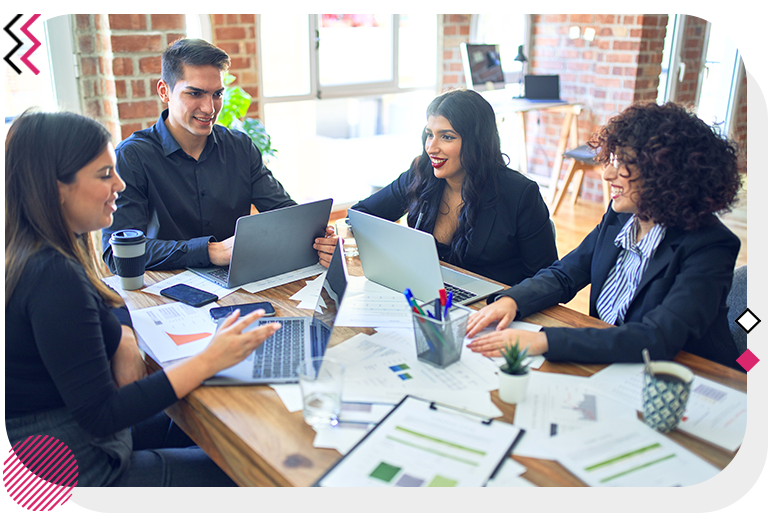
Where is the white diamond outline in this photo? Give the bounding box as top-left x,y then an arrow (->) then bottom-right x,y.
735,308 -> 761,334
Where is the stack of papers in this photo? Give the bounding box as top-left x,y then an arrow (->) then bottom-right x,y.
588,363 -> 747,452
131,301 -> 218,363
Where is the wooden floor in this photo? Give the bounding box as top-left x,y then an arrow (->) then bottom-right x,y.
551,177 -> 748,315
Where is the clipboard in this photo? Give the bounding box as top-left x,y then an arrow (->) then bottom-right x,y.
314,395 -> 525,487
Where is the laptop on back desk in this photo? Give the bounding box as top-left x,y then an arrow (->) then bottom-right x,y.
348,210 -> 503,305
203,240 -> 348,385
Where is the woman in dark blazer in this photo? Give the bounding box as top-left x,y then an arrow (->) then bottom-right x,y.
466,102 -> 743,369
351,89 -> 557,287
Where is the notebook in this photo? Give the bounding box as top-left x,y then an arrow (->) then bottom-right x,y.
188,198 -> 333,289
203,240 -> 348,385
524,74 -> 565,102
348,210 -> 503,305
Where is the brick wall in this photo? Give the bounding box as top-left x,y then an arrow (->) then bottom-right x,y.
527,14 -> 668,202
73,14 -> 120,141
634,15 -> 668,102
210,14 -> 260,119
108,14 -> 186,140
440,14 -> 470,91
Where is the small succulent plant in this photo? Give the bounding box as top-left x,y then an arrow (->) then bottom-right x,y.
500,339 -> 530,376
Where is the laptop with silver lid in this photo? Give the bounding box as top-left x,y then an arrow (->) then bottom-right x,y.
348,209 -> 503,304
189,198 -> 333,289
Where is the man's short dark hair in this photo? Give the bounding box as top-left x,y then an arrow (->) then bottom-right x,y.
161,38 -> 231,91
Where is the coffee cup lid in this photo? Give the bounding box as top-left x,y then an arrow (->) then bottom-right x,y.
110,229 -> 145,245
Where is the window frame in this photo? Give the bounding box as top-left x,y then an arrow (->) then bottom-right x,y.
258,14 -> 438,106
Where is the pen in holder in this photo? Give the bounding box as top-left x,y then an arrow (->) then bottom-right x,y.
411,303 -> 471,369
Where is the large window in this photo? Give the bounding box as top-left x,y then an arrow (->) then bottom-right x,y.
258,14 -> 438,206
470,14 -> 530,92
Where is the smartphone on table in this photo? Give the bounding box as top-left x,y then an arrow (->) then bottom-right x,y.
160,284 -> 218,307
209,302 -> 276,321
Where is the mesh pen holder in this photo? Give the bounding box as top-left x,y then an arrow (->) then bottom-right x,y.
412,304 -> 472,369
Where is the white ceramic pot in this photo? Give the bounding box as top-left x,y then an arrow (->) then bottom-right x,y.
498,370 -> 530,404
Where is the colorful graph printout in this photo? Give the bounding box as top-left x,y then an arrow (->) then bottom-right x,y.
316,396 -> 522,487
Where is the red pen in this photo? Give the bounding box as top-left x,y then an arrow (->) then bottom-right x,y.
439,288 -> 447,306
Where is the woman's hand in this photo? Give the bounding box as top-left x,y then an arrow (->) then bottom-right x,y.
314,226 -> 339,267
111,326 -> 148,388
165,309 -> 282,399
466,296 -> 518,338
201,309 -> 281,374
466,328 -> 548,358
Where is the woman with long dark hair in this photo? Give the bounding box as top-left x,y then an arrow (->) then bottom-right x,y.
5,111 -> 281,486
351,89 -> 557,287
467,102 -> 743,369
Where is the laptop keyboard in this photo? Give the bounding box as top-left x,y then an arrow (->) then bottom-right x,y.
443,282 -> 475,304
207,266 -> 230,282
251,319 -> 305,379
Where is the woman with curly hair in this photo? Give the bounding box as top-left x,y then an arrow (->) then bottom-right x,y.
466,102 -> 743,369
350,89 -> 557,287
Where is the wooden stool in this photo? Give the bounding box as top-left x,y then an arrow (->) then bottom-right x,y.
551,145 -> 611,216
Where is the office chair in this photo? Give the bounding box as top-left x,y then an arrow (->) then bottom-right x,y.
726,265 -> 748,354
551,144 -> 610,216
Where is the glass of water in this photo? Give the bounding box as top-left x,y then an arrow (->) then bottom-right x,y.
297,357 -> 344,428
334,217 -> 358,257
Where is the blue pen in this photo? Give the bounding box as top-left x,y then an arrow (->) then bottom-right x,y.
444,291 -> 453,318
404,289 -> 426,316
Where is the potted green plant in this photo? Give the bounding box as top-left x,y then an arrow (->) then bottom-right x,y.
217,72 -> 277,160
497,339 -> 531,404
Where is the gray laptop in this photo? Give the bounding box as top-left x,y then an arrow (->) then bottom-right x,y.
204,240 -> 348,385
189,198 -> 333,289
348,210 -> 503,305
524,74 -> 566,102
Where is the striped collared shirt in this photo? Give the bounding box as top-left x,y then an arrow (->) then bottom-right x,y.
596,215 -> 667,325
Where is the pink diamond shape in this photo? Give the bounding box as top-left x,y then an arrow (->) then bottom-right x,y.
736,349 -> 760,372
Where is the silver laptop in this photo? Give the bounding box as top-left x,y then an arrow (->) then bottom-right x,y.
189,198 -> 333,289
204,240 -> 348,385
348,210 -> 503,305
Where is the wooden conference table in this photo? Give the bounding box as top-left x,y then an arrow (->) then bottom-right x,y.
118,259 -> 746,487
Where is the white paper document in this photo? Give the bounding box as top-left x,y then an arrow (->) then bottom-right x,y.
240,263 -> 325,294
514,371 -> 638,436
333,276 -> 413,328
289,273 -> 327,311
313,402 -> 396,454
317,396 -> 523,487
546,419 -> 721,487
485,458 -> 532,487
131,302 -> 218,363
269,384 -> 303,412
142,270 -> 237,299
588,363 -> 747,452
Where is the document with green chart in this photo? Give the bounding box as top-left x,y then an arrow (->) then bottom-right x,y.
315,395 -> 524,487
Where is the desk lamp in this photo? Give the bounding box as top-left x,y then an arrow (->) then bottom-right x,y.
514,45 -> 528,98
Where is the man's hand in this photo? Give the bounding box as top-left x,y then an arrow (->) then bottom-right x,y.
208,235 -> 235,266
111,326 -> 148,388
315,226 -> 339,267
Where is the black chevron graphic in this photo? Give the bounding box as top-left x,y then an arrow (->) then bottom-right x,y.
3,14 -> 24,75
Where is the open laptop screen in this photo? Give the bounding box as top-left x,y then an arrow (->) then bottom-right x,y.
310,240 -> 348,356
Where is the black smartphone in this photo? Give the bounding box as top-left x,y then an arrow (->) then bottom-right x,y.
160,284 -> 218,307
209,302 -> 276,321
